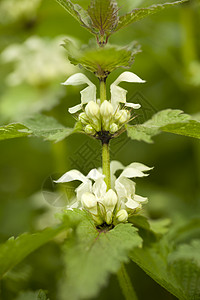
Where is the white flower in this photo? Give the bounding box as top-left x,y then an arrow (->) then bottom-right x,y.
55,160 -> 152,225
62,71 -> 144,114
110,71 -> 145,110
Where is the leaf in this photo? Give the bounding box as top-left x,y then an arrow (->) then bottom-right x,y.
0,123 -> 30,141
15,290 -> 49,300
60,209 -> 142,300
126,109 -> 191,143
168,240 -> 200,300
130,218 -> 200,300
0,115 -> 75,143
0,218 -> 69,279
21,114 -> 74,143
55,0 -> 93,34
63,39 -> 141,78
115,0 -> 187,32
88,0 -> 119,44
161,120 -> 200,140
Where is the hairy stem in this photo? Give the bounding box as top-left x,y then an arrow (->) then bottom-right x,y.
100,79 -> 107,103
117,264 -> 139,300
102,142 -> 111,190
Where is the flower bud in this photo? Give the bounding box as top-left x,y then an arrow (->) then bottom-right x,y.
81,192 -> 97,210
115,110 -> 130,124
100,100 -> 114,118
109,123 -> 119,134
79,112 -> 89,125
85,102 -> 101,131
103,189 -> 118,209
84,124 -> 96,135
85,101 -> 100,119
105,211 -> 113,225
116,209 -> 128,223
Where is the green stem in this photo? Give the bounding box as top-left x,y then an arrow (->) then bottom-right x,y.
117,264 -> 139,300
100,79 -> 107,103
102,142 -> 111,190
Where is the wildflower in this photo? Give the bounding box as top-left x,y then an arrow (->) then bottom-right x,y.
55,161 -> 152,226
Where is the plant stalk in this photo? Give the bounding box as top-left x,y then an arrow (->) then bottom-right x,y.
117,264 -> 139,300
102,142 -> 111,190
100,79 -> 107,103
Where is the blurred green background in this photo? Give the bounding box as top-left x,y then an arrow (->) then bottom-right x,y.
0,0 -> 199,299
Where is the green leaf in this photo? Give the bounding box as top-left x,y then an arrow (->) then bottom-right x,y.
161,120 -> 200,140
115,0 -> 187,32
127,109 -> 192,143
55,0 -> 93,34
63,39 -> 141,78
60,209 -> 142,300
15,290 -> 49,300
88,0 -> 119,44
168,240 -> 200,300
130,219 -> 200,300
0,115 -> 75,143
0,218 -> 69,279
0,123 -> 30,141
21,114 -> 74,143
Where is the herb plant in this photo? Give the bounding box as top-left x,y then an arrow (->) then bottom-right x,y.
0,1 -> 200,300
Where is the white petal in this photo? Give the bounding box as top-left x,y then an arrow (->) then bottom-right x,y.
120,167 -> 148,178
54,170 -> 88,183
110,160 -> 124,175
125,102 -> 141,109
93,178 -> 107,199
62,73 -> 96,104
68,104 -> 82,114
125,198 -> 140,210
127,162 -> 153,172
115,177 -> 135,199
62,73 -> 93,86
76,181 -> 92,202
110,71 -> 145,109
134,194 -> 148,204
87,169 -> 104,181
113,71 -> 146,85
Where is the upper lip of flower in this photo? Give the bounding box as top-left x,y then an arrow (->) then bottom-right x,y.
61,71 -> 145,113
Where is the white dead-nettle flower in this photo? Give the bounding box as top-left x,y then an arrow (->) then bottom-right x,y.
1,36 -> 77,87
62,71 -> 145,134
55,161 -> 152,226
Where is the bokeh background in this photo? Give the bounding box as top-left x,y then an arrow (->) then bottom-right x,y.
0,0 -> 199,299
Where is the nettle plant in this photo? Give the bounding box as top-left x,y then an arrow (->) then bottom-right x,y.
1,0 -> 200,300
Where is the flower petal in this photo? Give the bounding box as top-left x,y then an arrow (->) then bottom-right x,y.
54,170 -> 88,183
125,102 -> 141,109
76,181 -> 92,202
110,160 -> 124,175
62,73 -> 96,104
115,177 -> 135,200
125,198 -> 140,210
120,166 -> 149,178
93,178 -> 107,199
128,162 -> 152,172
68,104 -> 82,114
134,194 -> 148,204
110,71 -> 145,109
87,169 -> 104,181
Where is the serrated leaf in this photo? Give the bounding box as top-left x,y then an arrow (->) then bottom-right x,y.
0,219 -> 69,279
15,290 -> 49,300
168,240 -> 200,300
63,39 -> 141,78
21,114 -> 74,143
127,109 -> 191,143
60,209 -> 142,300
0,115 -> 76,143
115,0 -> 187,32
88,0 -> 119,44
55,0 -> 93,34
161,120 -> 200,139
0,123 -> 30,141
130,219 -> 200,300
